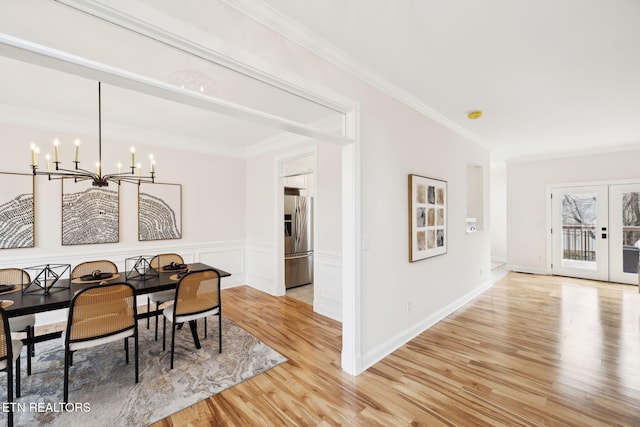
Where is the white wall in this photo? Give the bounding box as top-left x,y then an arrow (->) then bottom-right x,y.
490,165 -> 507,262
507,148 -> 640,273
0,123 -> 247,291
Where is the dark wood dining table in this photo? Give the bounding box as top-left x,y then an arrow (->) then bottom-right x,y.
0,262 -> 230,344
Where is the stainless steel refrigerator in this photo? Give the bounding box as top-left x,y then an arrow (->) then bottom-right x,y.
284,195 -> 313,289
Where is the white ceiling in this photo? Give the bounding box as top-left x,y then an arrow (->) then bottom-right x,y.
2,0 -> 640,163
257,0 -> 640,163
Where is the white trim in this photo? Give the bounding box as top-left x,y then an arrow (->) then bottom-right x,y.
341,112 -> 362,375
54,0 -> 357,116
506,265 -> 551,275
361,279 -> 493,372
313,250 -> 342,321
0,32 -> 350,146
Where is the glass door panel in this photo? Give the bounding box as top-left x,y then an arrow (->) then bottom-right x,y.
552,186 -> 609,281
609,184 -> 640,284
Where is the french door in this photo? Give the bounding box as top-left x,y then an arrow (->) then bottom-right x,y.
551,183 -> 640,284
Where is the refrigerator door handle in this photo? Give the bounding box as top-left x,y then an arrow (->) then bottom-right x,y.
285,253 -> 312,260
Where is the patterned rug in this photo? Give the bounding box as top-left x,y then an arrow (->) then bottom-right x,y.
2,317 -> 286,426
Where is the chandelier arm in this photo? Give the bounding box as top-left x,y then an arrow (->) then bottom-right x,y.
28,81 -> 157,186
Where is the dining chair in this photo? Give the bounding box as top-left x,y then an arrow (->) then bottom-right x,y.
147,253 -> 184,340
71,260 -> 118,279
63,282 -> 138,402
0,307 -> 22,427
0,268 -> 35,376
162,269 -> 222,369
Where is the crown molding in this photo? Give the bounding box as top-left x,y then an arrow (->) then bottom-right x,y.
54,0 -> 357,115
223,0 -> 487,148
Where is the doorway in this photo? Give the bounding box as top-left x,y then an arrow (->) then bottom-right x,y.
551,183 -> 640,284
281,155 -> 315,306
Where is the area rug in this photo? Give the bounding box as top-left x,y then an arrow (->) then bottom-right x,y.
2,317 -> 286,426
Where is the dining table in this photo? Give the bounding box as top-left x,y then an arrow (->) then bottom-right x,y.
0,262 -> 230,345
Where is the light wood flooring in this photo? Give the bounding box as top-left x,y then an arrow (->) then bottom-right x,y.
151,273 -> 640,426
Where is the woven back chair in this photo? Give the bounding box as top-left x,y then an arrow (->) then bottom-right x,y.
162,269 -> 222,369
147,253 -> 184,340
71,260 -> 118,279
0,307 -> 22,427
149,253 -> 184,271
0,268 -> 35,376
63,282 -> 138,402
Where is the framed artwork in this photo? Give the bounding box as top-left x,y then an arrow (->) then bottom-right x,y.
408,174 -> 447,262
62,179 -> 119,245
138,182 -> 182,241
0,173 -> 34,249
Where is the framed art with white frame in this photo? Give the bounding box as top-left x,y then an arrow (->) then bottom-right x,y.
408,174 -> 447,262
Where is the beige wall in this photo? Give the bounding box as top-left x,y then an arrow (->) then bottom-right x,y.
507,148 -> 640,273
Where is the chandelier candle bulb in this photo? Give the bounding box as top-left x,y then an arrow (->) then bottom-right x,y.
27,82 -> 157,187
74,139 -> 80,163
53,139 -> 60,163
30,142 -> 37,167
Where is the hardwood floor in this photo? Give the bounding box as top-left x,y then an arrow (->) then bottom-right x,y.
151,273 -> 640,426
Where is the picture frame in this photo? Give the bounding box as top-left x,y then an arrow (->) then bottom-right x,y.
138,182 -> 182,241
0,172 -> 35,249
62,178 -> 119,245
408,174 -> 447,262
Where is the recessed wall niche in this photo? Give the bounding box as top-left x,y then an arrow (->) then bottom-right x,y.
466,164 -> 484,232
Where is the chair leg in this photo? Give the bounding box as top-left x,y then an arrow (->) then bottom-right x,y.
170,321 -> 176,370
31,326 -> 35,357
154,302 -> 160,341
125,337 -> 130,364
26,326 -> 32,376
63,349 -> 70,403
162,316 -> 166,352
15,352 -> 20,398
7,358 -> 13,427
218,314 -> 222,353
204,317 -> 207,339
134,330 -> 139,384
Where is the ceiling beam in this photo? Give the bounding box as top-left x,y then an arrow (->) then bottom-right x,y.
0,32 -> 352,146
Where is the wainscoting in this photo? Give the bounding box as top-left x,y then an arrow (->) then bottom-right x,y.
0,240 -> 246,326
314,250 -> 342,321
1,240 -> 344,326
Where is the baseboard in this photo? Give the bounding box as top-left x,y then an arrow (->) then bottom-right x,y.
359,279 -> 493,373
505,264 -> 550,275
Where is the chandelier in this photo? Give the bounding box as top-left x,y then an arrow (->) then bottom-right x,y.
29,82 -> 156,187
